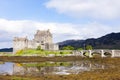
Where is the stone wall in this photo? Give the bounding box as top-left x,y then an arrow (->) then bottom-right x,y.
13,37 -> 28,53
13,30 -> 59,53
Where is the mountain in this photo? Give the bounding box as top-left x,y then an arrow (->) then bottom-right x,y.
0,48 -> 13,52
58,32 -> 120,49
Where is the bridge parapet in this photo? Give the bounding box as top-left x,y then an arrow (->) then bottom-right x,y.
71,50 -> 120,58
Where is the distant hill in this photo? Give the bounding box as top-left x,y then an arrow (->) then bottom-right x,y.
58,32 -> 120,49
0,48 -> 13,52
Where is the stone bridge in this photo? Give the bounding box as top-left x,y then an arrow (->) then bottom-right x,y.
72,50 -> 120,57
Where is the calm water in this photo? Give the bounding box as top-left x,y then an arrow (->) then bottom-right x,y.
0,61 -> 112,76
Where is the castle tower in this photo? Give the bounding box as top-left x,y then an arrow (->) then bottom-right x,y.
13,37 -> 28,53
34,29 -> 52,44
33,29 -> 54,50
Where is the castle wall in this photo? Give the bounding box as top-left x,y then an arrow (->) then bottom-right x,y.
13,30 -> 59,53
34,30 -> 53,44
28,40 -> 36,49
45,43 -> 59,50
34,42 -> 45,49
13,38 -> 28,53
53,44 -> 59,50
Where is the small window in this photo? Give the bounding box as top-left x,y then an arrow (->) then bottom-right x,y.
41,41 -> 44,43
37,41 -> 39,43
41,44 -> 44,45
41,41 -> 44,45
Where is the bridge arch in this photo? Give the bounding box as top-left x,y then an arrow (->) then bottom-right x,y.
72,50 -> 120,57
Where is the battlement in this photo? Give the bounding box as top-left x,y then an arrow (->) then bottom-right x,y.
13,37 -> 28,41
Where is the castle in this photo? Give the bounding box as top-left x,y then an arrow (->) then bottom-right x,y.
13,30 -> 59,53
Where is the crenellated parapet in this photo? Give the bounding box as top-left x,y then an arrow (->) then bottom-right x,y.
13,37 -> 28,41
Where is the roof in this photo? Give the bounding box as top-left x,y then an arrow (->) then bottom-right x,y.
35,29 -> 52,37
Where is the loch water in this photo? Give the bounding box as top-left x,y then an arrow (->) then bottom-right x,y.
0,61 -> 113,76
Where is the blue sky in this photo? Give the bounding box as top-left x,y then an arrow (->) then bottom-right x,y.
0,0 -> 76,23
0,0 -> 120,48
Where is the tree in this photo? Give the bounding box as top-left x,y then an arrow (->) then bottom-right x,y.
62,45 -> 74,50
77,48 -> 83,51
36,46 -> 41,50
86,45 -> 93,50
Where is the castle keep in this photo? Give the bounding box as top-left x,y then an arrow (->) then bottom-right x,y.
13,30 -> 59,52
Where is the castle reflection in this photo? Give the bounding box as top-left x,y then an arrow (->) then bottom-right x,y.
0,61 -> 111,76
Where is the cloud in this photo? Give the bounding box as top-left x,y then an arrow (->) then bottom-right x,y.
0,18 -> 120,48
0,42 -> 12,49
45,0 -> 120,19
0,19 -> 79,45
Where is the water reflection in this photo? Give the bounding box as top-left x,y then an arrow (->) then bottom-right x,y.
0,62 -> 13,75
0,61 -> 110,76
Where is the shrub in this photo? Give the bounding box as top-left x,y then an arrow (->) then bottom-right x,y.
86,45 -> 93,50
36,46 -> 41,50
62,45 -> 74,50
77,48 -> 83,51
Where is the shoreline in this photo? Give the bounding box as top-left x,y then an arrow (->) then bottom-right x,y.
0,56 -> 119,80
0,56 -> 119,63
0,56 -> 88,62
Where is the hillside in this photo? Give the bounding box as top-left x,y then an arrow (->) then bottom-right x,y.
0,48 -> 13,52
58,32 -> 120,49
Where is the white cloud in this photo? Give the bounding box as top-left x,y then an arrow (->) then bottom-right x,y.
0,19 -> 80,44
45,0 -> 120,19
0,18 -> 120,48
0,42 -> 12,49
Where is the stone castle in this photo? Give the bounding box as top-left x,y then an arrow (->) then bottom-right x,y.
13,30 -> 59,52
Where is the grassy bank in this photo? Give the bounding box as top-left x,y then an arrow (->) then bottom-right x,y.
15,49 -> 72,56
0,57 -> 119,80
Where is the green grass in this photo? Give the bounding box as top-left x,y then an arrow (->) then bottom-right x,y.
12,76 -> 30,80
15,49 -> 72,56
